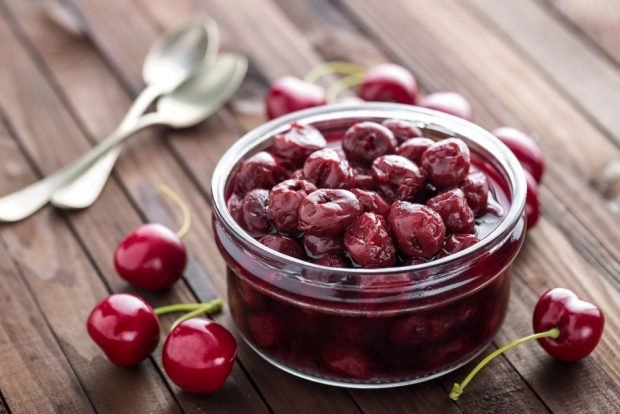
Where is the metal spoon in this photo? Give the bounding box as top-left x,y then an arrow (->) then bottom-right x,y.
50,18 -> 218,209
0,54 -> 247,222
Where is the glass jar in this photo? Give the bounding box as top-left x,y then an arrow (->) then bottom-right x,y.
211,103 -> 527,388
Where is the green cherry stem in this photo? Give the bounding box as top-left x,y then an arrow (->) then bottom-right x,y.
169,303 -> 219,330
304,61 -> 365,83
154,299 -> 223,331
326,73 -> 365,103
157,184 -> 192,239
449,327 -> 560,401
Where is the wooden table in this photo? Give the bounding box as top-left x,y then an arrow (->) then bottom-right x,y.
0,0 -> 618,413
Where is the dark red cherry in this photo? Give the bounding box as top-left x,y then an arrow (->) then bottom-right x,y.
371,154 -> 427,202
345,212 -> 397,268
303,148 -> 353,189
396,137 -> 435,165
314,255 -> 349,267
272,122 -> 327,167
290,168 -> 305,180
426,189 -> 475,234
298,189 -> 363,236
321,343 -> 371,379
441,234 -> 479,256
350,165 -> 375,190
524,170 -> 540,230
459,171 -> 489,216
247,312 -> 284,348
241,189 -> 273,237
258,234 -> 305,259
533,288 -> 604,362
303,234 -> 345,258
388,201 -> 446,258
342,121 -> 397,165
226,193 -> 244,226
266,76 -> 326,120
162,319 -> 237,394
421,138 -> 471,189
114,223 -> 187,291
269,179 -> 317,234
87,294 -> 159,367
234,151 -> 285,194
382,119 -> 423,144
419,92 -> 473,121
358,63 -> 418,104
350,188 -> 391,218
493,127 -> 544,183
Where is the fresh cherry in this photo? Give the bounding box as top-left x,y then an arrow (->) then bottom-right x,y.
350,188 -> 391,218
241,189 -> 274,237
303,148 -> 353,189
426,189 -> 475,234
114,223 -> 187,291
421,138 -> 471,189
533,288 -> 604,362
419,92 -> 473,121
344,212 -> 397,268
235,151 -> 286,194
493,127 -> 544,183
269,179 -> 317,234
358,63 -> 418,104
371,155 -> 427,202
87,293 -> 159,367
396,137 -> 435,165
258,234 -> 306,259
303,234 -> 345,258
459,171 -> 489,216
298,189 -> 363,236
388,201 -> 446,258
265,76 -> 326,120
382,118 -> 423,144
524,170 -> 540,230
163,318 -> 237,394
272,122 -> 327,167
342,121 -> 397,165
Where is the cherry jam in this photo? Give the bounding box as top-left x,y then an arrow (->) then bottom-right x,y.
212,105 -> 526,386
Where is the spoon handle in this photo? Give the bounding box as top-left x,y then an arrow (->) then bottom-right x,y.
0,114 -> 163,222
50,84 -> 164,209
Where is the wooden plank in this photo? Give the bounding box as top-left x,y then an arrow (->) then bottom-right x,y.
540,0 -> 620,67
471,0 -> 620,149
0,124 -> 94,414
0,8 -> 184,413
0,1 -> 269,412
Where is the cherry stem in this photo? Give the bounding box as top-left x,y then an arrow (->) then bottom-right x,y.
157,184 -> 192,239
449,327 -> 560,401
304,61 -> 365,83
326,73 -> 364,103
154,299 -> 223,331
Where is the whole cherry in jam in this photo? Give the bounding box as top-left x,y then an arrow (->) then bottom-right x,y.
258,234 -> 306,259
450,288 -> 604,401
419,92 -> 473,121
351,188 -> 391,218
459,171 -> 489,216
314,255 -> 349,267
235,151 -> 285,195
163,318 -> 238,394
269,179 -> 317,234
344,212 -> 396,268
421,138 -> 471,189
342,121 -> 397,165
272,122 -> 327,167
357,63 -> 418,104
298,189 -> 363,236
382,118 -> 423,144
397,137 -> 435,165
303,234 -> 345,258
87,293 -> 159,367
303,148 -> 353,189
493,127 -> 544,183
266,76 -> 326,120
426,189 -> 475,234
441,233 -> 479,256
524,170 -> 540,230
371,154 -> 427,202
388,201 -> 446,258
241,189 -> 273,237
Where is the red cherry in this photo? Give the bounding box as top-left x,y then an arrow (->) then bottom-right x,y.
350,188 -> 391,218
258,234 -> 306,259
247,312 -> 284,348
303,234 -> 345,258
303,148 -> 353,189
268,179 -> 316,234
421,138 -> 471,189
358,63 -> 418,104
533,288 -> 604,362
426,189 -> 475,234
382,118 -> 423,144
234,151 -> 286,195
388,201 -> 446,258
314,255 -> 349,267
419,92 -> 473,121
321,343 -> 371,379
459,171 -> 489,217
114,223 -> 187,291
241,189 -> 274,237
342,121 -> 397,165
396,137 -> 435,165
272,122 -> 327,167
266,77 -> 326,120
162,318 -> 237,394
441,234 -> 479,256
371,154 -> 427,202
524,170 -> 540,230
493,127 -> 544,183
344,212 -> 397,268
298,189 -> 363,236
87,294 -> 159,367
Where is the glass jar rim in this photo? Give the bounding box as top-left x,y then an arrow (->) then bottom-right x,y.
211,103 -> 526,276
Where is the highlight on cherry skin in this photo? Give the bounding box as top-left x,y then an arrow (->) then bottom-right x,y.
87,293 -> 223,367
450,287 -> 604,401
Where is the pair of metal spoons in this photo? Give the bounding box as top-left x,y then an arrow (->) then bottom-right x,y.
0,18 -> 247,222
